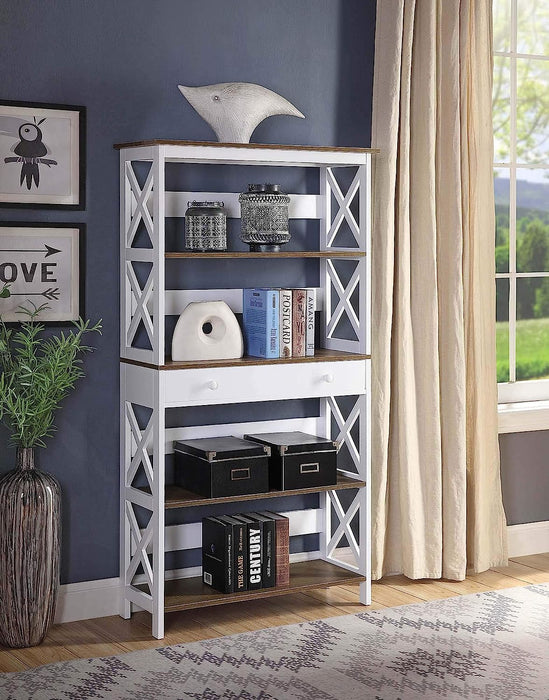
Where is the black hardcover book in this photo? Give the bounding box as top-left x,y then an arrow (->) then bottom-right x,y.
232,514 -> 263,590
246,512 -> 276,588
258,511 -> 290,587
202,516 -> 233,593
216,515 -> 247,592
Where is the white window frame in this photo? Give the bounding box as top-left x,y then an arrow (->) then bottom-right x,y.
494,0 -> 549,421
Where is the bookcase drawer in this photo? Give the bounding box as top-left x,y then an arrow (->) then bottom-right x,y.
162,360 -> 367,407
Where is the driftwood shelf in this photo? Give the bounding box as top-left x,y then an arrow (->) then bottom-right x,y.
141,560 -> 366,612
131,473 -> 366,510
165,250 -> 366,259
120,348 -> 370,371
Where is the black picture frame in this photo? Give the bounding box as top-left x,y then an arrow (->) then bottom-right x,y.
0,100 -> 86,210
0,221 -> 85,325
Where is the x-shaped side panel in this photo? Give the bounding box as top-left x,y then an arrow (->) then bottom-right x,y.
327,490 -> 361,569
125,402 -> 154,490
326,259 -> 360,340
125,502 -> 154,590
328,396 -> 361,474
125,162 -> 154,248
126,262 -> 154,348
326,168 -> 361,247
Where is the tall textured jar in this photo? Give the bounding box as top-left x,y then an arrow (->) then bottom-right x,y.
0,447 -> 61,648
239,184 -> 290,252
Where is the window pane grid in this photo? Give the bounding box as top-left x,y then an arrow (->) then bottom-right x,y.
494,0 -> 549,396
495,161 -> 549,166
497,272 -> 549,277
495,51 -> 549,60
508,1 -> 517,382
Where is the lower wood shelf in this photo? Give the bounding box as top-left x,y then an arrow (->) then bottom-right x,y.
146,560 -> 365,613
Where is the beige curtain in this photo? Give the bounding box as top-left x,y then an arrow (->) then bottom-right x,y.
371,0 -> 508,580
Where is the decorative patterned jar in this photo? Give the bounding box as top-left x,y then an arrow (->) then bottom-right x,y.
0,447 -> 61,648
239,184 -> 291,252
184,201 -> 227,251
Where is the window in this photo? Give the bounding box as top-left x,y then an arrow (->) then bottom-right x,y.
493,0 -> 549,402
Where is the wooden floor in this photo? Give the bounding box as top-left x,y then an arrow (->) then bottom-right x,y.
2,552 -> 549,673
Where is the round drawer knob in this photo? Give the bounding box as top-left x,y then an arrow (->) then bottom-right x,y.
208,380 -> 219,391
323,373 -> 334,384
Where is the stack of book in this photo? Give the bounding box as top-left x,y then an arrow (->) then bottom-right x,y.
242,288 -> 315,359
202,511 -> 290,594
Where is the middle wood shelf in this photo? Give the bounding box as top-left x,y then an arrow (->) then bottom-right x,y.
131,472 -> 366,510
120,347 -> 370,371
165,250 -> 366,259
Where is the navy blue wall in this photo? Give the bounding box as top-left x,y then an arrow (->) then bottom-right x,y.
0,0 -> 376,583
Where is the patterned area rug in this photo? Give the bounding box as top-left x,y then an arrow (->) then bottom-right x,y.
2,583 -> 549,700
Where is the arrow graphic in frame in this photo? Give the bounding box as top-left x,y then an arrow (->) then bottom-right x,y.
0,244 -> 61,258
10,288 -> 60,301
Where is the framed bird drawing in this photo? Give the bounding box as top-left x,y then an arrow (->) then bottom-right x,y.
0,100 -> 85,209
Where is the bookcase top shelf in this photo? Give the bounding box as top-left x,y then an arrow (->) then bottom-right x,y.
115,140 -> 377,167
114,139 -> 378,154
165,250 -> 366,259
121,348 -> 370,371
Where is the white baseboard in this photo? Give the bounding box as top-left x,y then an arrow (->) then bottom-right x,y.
55,576 -> 120,624
507,521 -> 549,558
54,549 -> 322,624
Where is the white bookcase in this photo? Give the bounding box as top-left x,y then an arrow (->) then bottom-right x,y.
117,140 -> 375,639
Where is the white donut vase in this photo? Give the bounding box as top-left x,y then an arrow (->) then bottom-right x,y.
171,301 -> 243,361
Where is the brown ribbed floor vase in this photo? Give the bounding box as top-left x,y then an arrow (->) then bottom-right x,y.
0,447 -> 61,648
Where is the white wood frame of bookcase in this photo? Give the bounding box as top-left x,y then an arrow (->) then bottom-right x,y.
119,143 -> 373,638
119,145 -> 371,364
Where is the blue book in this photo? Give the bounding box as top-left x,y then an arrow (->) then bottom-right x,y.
243,288 -> 280,358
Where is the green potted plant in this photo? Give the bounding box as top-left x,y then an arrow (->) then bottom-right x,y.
0,300 -> 101,648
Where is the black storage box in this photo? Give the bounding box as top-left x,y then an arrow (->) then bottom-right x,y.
244,431 -> 339,490
173,436 -> 270,498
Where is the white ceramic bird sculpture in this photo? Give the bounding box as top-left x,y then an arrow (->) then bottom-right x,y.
178,82 -> 305,143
